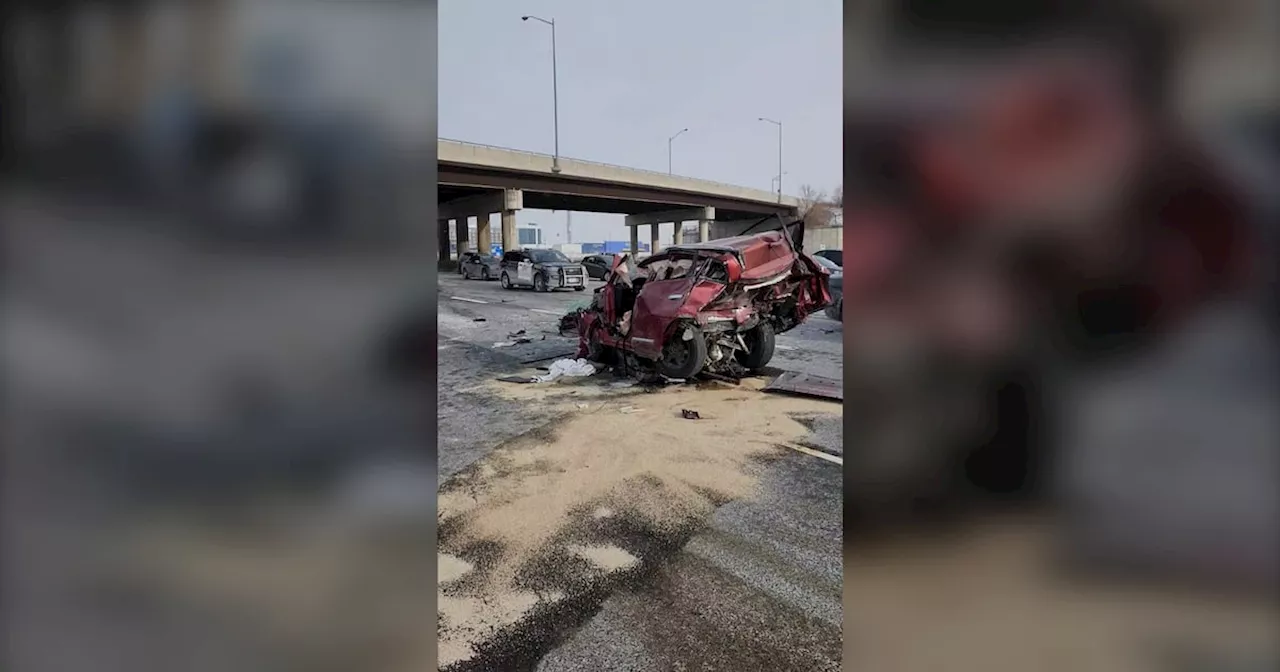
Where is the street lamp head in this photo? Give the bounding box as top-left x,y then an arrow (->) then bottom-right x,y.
521,15 -> 530,20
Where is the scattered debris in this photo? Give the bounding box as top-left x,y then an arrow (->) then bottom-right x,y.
558,309 -> 585,336
494,334 -> 534,348
762,371 -> 843,401
534,358 -> 597,383
618,406 -> 643,414
509,329 -> 526,338
497,375 -> 538,384
473,317 -> 487,322
608,380 -> 637,389
681,409 -> 702,420
698,370 -> 742,385
575,403 -> 590,410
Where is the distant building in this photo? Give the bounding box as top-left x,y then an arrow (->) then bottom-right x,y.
517,223 -> 543,246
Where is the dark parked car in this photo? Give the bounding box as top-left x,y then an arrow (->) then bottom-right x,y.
814,249 -> 843,267
813,255 -> 843,321
499,248 -> 587,292
581,254 -> 615,279
459,251 -> 501,280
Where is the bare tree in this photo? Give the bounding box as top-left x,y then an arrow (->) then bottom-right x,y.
829,184 -> 843,226
798,184 -> 837,228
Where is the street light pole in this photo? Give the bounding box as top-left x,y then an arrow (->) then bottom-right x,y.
667,128 -> 688,175
522,15 -> 560,172
758,117 -> 782,202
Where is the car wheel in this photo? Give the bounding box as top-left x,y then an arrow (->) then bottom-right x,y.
500,272 -> 512,289
534,273 -> 550,293
735,321 -> 776,370
658,323 -> 707,379
574,286 -> 585,292
481,267 -> 490,281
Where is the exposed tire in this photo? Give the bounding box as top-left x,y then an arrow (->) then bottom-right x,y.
481,267 -> 490,281
825,297 -> 842,322
535,273 -> 550,293
658,323 -> 707,379
574,285 -> 585,291
735,321 -> 776,370
500,272 -> 513,289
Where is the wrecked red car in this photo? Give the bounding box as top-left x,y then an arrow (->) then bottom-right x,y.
572,222 -> 831,379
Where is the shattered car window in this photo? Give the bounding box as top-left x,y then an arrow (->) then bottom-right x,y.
645,257 -> 695,281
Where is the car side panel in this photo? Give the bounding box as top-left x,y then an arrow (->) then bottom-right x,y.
629,276 -> 699,358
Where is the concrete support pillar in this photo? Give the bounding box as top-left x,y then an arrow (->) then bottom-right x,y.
672,220 -> 684,245
650,223 -> 661,255
629,224 -> 640,257
454,218 -> 470,255
501,209 -> 517,254
438,219 -> 451,262
699,219 -> 710,242
476,213 -> 492,256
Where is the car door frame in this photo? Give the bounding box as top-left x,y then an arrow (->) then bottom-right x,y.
501,251 -> 520,284
515,252 -> 536,286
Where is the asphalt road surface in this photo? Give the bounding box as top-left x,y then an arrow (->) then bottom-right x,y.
437,271 -> 843,671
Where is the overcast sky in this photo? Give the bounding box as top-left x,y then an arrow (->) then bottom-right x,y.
439,0 -> 842,245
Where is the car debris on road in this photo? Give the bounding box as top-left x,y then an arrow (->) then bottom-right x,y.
681,409 -> 702,420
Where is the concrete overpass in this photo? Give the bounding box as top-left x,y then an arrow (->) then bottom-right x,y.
438,138 -> 801,260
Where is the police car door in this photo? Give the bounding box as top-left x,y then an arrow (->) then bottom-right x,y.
516,253 -> 534,285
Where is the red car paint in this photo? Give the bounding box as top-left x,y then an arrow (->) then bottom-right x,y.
576,228 -> 831,376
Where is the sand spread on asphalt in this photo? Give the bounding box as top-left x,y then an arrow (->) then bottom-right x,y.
438,553 -> 474,584
437,376 -> 840,665
569,544 -> 641,572
438,590 -> 564,667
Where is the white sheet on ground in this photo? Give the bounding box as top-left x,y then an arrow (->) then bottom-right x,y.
535,358 -> 597,383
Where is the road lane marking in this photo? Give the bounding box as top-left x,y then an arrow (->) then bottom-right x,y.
450,296 -> 488,304
780,442 -> 843,465
529,308 -> 562,315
